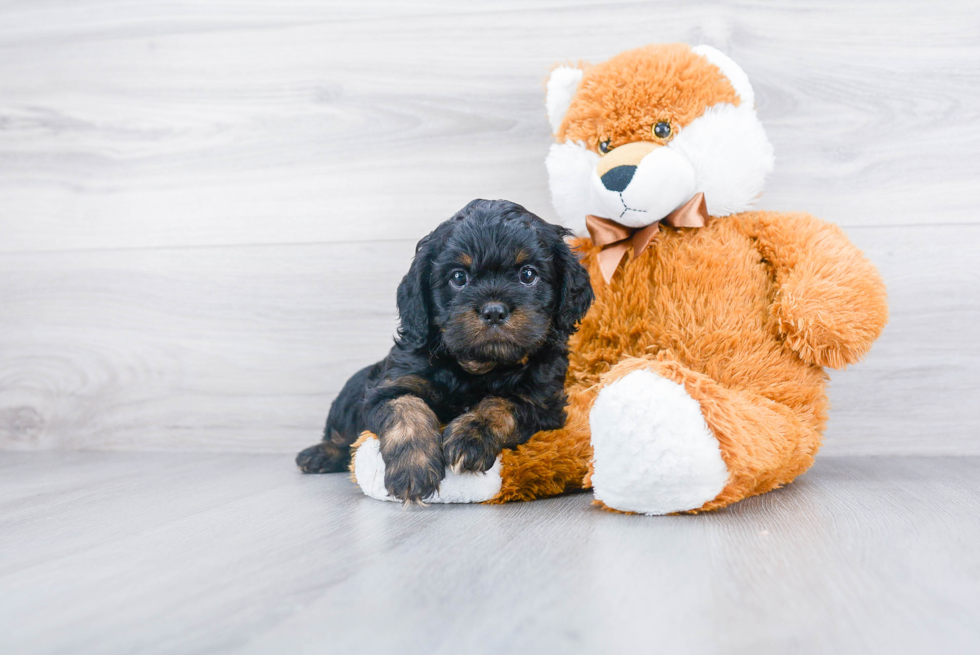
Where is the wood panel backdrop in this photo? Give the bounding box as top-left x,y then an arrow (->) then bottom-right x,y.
1,0 -> 978,454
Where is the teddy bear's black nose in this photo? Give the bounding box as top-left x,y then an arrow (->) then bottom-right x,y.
600,166 -> 636,191
600,165 -> 637,192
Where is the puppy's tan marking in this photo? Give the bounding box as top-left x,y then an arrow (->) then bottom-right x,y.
456,253 -> 473,267
382,395 -> 439,447
408,448 -> 436,468
506,308 -> 530,331
473,397 -> 517,442
449,309 -> 486,335
459,360 -> 496,375
381,375 -> 430,397
514,249 -> 529,265
442,397 -> 518,473
500,308 -> 547,351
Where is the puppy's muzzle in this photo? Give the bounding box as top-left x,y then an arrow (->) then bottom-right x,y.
479,302 -> 509,326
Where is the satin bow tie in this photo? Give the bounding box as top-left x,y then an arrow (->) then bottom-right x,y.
585,192 -> 709,283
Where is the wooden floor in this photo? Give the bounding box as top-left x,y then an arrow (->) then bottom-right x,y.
1,453 -> 977,655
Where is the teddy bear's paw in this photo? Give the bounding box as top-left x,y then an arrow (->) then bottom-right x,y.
589,369 -> 730,515
351,436 -> 503,504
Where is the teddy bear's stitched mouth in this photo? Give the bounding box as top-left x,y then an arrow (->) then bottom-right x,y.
618,192 -> 648,219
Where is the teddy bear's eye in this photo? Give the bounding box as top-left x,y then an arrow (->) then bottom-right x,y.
653,121 -> 672,139
598,139 -> 613,154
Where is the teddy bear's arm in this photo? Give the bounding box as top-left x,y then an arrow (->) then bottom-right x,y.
750,212 -> 888,369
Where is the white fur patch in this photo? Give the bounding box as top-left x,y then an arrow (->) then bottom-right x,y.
612,146 -> 697,226
546,66 -> 584,134
590,369 -> 729,515
668,103 -> 774,217
545,141 -> 599,235
352,437 -> 502,504
692,45 -> 755,107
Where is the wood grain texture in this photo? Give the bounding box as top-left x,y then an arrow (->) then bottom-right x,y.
0,452 -> 978,655
0,0 -> 978,253
0,0 -> 978,454
0,224 -> 978,454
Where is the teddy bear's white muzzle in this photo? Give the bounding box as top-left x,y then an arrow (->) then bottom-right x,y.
590,146 -> 697,228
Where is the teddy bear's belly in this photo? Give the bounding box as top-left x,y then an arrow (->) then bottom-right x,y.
569,224 -> 825,412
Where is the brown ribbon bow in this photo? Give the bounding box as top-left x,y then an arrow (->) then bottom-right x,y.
585,192 -> 709,283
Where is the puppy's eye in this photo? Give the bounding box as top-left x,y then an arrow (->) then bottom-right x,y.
598,139 -> 613,154
653,121 -> 672,139
449,270 -> 468,288
519,266 -> 538,286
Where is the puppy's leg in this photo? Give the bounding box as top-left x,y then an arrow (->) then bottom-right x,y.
375,395 -> 445,504
443,398 -> 517,474
296,432 -> 354,474
297,363 -> 377,474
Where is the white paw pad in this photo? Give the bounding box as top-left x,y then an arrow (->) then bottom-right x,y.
351,437 -> 502,504
590,369 -> 729,515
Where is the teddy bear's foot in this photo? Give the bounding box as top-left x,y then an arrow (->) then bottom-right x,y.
589,369 -> 730,515
351,435 -> 502,504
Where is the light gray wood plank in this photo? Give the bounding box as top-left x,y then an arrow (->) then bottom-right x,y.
0,452 -> 977,655
0,239 -> 407,452
0,0 -> 978,254
0,224 -> 977,454
826,224 -> 980,454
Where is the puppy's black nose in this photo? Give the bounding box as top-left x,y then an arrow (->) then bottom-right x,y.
600,165 -> 636,192
480,302 -> 509,326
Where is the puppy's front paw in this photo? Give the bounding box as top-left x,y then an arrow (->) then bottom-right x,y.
383,449 -> 445,505
378,395 -> 445,504
443,414 -> 501,474
443,398 -> 516,473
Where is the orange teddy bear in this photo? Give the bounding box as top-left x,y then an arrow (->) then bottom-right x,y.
352,43 -> 888,514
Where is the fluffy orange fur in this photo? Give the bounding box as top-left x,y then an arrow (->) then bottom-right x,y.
559,43 -> 739,152
493,214 -> 887,511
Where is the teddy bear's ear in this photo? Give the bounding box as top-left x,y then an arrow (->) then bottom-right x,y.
692,45 -> 755,107
546,65 -> 585,135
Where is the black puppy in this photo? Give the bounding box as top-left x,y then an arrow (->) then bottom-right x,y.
296,199 -> 593,503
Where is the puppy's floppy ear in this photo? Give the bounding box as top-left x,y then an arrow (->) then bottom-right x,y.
395,221 -> 453,349
548,224 -> 594,336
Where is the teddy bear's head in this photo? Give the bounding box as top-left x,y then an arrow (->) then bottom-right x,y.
545,43 -> 774,235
